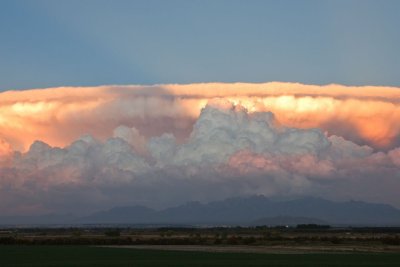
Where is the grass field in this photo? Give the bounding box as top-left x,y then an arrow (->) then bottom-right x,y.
0,246 -> 400,267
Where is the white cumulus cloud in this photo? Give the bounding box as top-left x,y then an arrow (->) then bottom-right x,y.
1,100 -> 399,215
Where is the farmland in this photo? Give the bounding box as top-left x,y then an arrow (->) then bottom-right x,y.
0,226 -> 400,266
1,245 -> 400,267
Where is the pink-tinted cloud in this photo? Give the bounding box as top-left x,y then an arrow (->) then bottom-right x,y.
1,82 -> 400,151
0,139 -> 13,167
1,83 -> 400,215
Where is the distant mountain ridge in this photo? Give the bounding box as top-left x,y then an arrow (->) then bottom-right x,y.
80,196 -> 400,226
2,196 -> 400,226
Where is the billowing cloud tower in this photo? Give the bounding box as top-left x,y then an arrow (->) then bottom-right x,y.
1,82 -> 400,215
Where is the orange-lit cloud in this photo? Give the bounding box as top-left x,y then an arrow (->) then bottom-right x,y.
1,82 -> 399,151
1,97 -> 400,215
0,139 -> 13,167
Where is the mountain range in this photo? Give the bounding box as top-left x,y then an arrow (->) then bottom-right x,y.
2,196 -> 400,226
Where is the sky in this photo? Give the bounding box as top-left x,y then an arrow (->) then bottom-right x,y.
1,1 -> 400,216
1,0 -> 400,91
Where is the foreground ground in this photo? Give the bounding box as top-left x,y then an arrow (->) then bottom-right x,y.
1,246 -> 400,267
103,244 -> 400,254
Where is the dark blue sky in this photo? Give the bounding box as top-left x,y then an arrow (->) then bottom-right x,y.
1,0 -> 399,91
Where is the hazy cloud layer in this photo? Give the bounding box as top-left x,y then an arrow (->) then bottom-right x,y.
0,83 -> 400,215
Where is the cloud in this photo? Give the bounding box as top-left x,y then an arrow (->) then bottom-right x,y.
0,139 -> 13,167
113,125 -> 148,157
388,148 -> 400,166
1,82 -> 400,152
14,135 -> 149,180
1,97 -> 400,215
149,100 -> 331,168
225,151 -> 335,178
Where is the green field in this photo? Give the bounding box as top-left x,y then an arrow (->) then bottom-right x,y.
0,246 -> 399,267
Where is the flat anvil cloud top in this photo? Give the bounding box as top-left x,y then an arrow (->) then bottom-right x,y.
1,82 -> 400,151
0,82 -> 400,215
